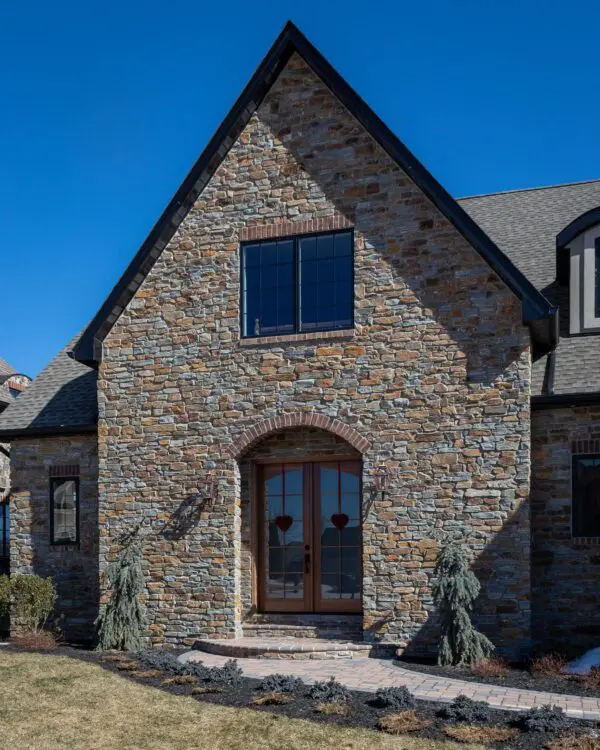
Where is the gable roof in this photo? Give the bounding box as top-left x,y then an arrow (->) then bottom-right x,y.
0,358 -> 18,407
0,334 -> 97,439
459,179 -> 600,400
71,20 -> 557,364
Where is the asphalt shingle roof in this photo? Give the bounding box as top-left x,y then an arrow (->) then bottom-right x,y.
0,358 -> 16,377
459,179 -> 600,397
0,335 -> 97,437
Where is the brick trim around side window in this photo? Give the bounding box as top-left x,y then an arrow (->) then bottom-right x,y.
239,215 -> 354,242
49,465 -> 80,477
571,441 -> 600,544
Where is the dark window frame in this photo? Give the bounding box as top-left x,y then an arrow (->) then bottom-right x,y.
595,238 -> 600,319
49,476 -> 80,546
0,498 -> 9,574
240,229 -> 355,339
571,454 -> 600,538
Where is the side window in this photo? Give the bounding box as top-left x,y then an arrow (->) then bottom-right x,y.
572,455 -> 600,537
50,477 -> 79,545
241,230 -> 354,337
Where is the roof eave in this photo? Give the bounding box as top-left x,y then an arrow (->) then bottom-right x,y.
532,391 -> 600,410
0,423 -> 98,441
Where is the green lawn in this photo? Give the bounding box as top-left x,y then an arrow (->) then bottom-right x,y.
0,650 -> 485,750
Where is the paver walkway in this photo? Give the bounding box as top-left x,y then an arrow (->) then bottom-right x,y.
183,650 -> 600,720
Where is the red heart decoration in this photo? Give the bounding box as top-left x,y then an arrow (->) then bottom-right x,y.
274,515 -> 293,533
331,513 -> 349,531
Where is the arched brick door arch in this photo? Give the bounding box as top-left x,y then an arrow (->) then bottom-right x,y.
228,412 -> 371,459
232,412 -> 369,615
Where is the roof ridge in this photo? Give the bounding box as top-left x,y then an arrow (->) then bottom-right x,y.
458,177 -> 600,201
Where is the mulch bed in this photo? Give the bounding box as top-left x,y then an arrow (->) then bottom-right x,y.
397,658 -> 600,700
4,643 -> 600,749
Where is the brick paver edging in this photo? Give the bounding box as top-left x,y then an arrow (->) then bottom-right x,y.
181,651 -> 600,721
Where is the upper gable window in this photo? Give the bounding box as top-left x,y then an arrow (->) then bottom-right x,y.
566,224 -> 600,334
241,230 -> 354,338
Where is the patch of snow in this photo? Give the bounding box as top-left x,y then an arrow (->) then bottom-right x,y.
563,647 -> 600,675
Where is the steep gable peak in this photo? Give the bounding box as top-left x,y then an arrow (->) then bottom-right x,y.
72,20 -> 556,363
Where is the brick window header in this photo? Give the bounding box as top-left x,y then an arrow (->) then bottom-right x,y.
49,465 -> 80,478
239,216 -> 353,243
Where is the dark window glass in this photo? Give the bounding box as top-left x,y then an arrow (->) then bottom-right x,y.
595,239 -> 600,318
241,239 -> 294,337
50,478 -> 79,544
241,230 -> 353,337
299,232 -> 353,332
572,455 -> 600,537
0,499 -> 8,573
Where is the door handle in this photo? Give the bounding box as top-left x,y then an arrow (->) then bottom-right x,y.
304,545 -> 311,574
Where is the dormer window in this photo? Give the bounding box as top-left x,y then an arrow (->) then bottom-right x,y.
557,208 -> 600,335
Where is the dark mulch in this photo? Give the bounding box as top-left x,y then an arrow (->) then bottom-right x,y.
396,657 -> 600,699
5,643 -> 600,749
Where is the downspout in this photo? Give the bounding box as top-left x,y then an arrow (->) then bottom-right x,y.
546,349 -> 556,397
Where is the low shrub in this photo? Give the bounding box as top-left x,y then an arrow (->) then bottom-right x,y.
581,667 -> 600,692
256,674 -> 304,694
137,649 -> 185,674
251,692 -> 292,706
11,630 -> 60,651
377,710 -> 430,734
471,656 -> 511,679
372,686 -> 416,710
102,652 -> 131,663
315,700 -> 349,716
116,660 -> 141,672
199,659 -> 243,688
438,695 -> 493,723
517,704 -> 570,734
162,675 -> 197,685
0,574 -> 56,633
547,735 -> 600,750
135,669 -> 163,679
307,677 -> 350,704
444,725 -> 518,743
530,653 -> 568,677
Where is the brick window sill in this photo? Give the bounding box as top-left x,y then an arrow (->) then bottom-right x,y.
239,328 -> 356,347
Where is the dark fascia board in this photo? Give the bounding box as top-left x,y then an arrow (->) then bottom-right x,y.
556,206 -> 600,284
72,20 -> 557,363
0,424 -> 97,441
532,392 -> 600,410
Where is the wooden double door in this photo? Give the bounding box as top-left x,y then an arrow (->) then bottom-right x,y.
258,460 -> 362,613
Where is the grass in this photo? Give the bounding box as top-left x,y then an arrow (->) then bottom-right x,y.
0,650 -> 485,750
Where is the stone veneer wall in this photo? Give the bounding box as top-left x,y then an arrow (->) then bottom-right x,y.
98,53 -> 532,655
10,434 -> 99,641
531,405 -> 600,653
239,426 -> 361,619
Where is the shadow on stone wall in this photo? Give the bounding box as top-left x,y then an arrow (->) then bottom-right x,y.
260,82 -> 526,388
363,504 -> 531,663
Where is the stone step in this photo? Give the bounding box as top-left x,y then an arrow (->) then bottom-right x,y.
191,636 -> 375,660
243,622 -> 363,640
242,613 -> 363,641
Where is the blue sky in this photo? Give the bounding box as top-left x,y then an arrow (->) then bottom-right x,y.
1,0 -> 598,376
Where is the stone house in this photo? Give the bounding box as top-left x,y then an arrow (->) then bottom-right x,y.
1,22 -> 599,656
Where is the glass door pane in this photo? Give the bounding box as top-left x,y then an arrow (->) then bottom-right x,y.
264,464 -> 305,603
318,462 -> 361,605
